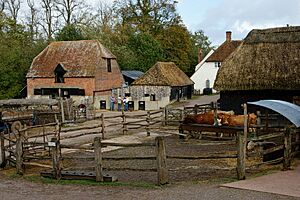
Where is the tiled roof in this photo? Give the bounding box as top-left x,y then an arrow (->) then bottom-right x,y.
206,40 -> 242,62
26,40 -> 116,78
131,62 -> 194,86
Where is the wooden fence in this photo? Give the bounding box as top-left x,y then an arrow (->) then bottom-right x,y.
1,103 -> 299,184
12,134 -> 169,185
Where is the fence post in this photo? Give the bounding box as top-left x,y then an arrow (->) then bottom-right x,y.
122,110 -> 127,135
162,107 -> 167,126
155,136 -> 168,185
295,128 -> 299,152
100,113 -> 105,139
50,137 -> 61,180
283,126 -> 292,170
16,136 -> 24,175
237,103 -> 248,180
180,109 -> 184,122
60,98 -> 65,123
146,111 -> 151,136
94,137 -> 103,182
193,104 -> 198,114
0,132 -> 6,167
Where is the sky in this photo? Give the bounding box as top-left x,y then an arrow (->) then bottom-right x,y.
88,0 -> 300,46
176,0 -> 300,45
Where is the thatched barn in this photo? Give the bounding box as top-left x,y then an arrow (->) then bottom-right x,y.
130,62 -> 194,110
214,26 -> 300,114
26,40 -> 124,109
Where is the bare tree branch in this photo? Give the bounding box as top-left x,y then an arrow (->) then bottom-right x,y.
6,0 -> 21,22
40,0 -> 56,40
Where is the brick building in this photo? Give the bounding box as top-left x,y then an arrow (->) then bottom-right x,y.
26,40 -> 124,109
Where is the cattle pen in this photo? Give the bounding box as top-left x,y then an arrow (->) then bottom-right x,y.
0,102 -> 300,185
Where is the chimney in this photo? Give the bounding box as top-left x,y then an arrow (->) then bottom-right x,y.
198,48 -> 202,63
226,31 -> 232,42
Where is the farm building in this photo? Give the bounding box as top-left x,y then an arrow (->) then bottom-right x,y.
191,31 -> 242,95
214,26 -> 300,114
129,62 -> 194,110
26,40 -> 124,109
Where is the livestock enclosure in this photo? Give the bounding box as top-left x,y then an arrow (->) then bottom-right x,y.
0,103 -> 300,185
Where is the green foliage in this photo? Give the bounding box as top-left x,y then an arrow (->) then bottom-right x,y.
56,24 -> 86,41
113,0 -> 181,35
156,24 -> 193,73
187,30 -> 214,76
0,13 -> 47,99
127,33 -> 165,71
0,1 -> 214,98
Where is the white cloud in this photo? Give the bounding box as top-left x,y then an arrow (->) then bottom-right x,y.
196,0 -> 300,45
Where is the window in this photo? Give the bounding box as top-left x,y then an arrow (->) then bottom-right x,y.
54,64 -> 66,83
34,89 -> 42,95
205,79 -> 210,88
215,62 -> 221,68
107,58 -> 112,72
150,94 -> 156,101
144,94 -> 150,97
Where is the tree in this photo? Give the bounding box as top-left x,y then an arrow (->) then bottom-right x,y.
5,0 -> 21,23
55,23 -> 85,41
156,24 -> 193,73
0,0 -> 4,12
54,0 -> 86,26
26,0 -> 39,41
186,30 -> 214,76
127,32 -> 164,71
191,30 -> 213,58
113,0 -> 181,35
0,13 -> 47,99
40,0 -> 56,40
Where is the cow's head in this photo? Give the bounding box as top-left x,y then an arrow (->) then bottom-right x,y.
248,113 -> 257,125
218,113 -> 230,126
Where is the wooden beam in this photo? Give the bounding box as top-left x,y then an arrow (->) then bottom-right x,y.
236,103 -> 247,180
94,137 -> 103,182
156,136 -> 168,185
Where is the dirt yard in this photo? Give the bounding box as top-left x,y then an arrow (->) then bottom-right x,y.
1,94 -> 298,200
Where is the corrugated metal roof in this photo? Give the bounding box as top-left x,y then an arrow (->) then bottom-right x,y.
248,100 -> 300,127
122,70 -> 144,80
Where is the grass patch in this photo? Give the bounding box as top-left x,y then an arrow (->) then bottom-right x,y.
23,175 -> 159,189
196,177 -> 237,185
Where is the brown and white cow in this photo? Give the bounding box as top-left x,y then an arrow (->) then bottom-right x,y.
183,112 -> 257,127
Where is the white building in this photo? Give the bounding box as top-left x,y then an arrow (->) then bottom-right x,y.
191,32 -> 242,94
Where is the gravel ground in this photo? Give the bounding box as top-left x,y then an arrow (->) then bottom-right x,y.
0,174 -> 298,200
0,95 -> 298,200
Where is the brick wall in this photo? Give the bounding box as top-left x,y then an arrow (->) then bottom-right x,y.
95,59 -> 124,91
27,77 -> 95,97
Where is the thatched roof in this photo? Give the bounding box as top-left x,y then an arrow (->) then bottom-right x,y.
214,26 -> 300,91
131,62 -> 194,86
206,40 -> 242,62
27,40 -> 116,78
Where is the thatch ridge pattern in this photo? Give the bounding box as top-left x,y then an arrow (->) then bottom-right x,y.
132,62 -> 194,86
245,26 -> 300,44
214,40 -> 300,91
